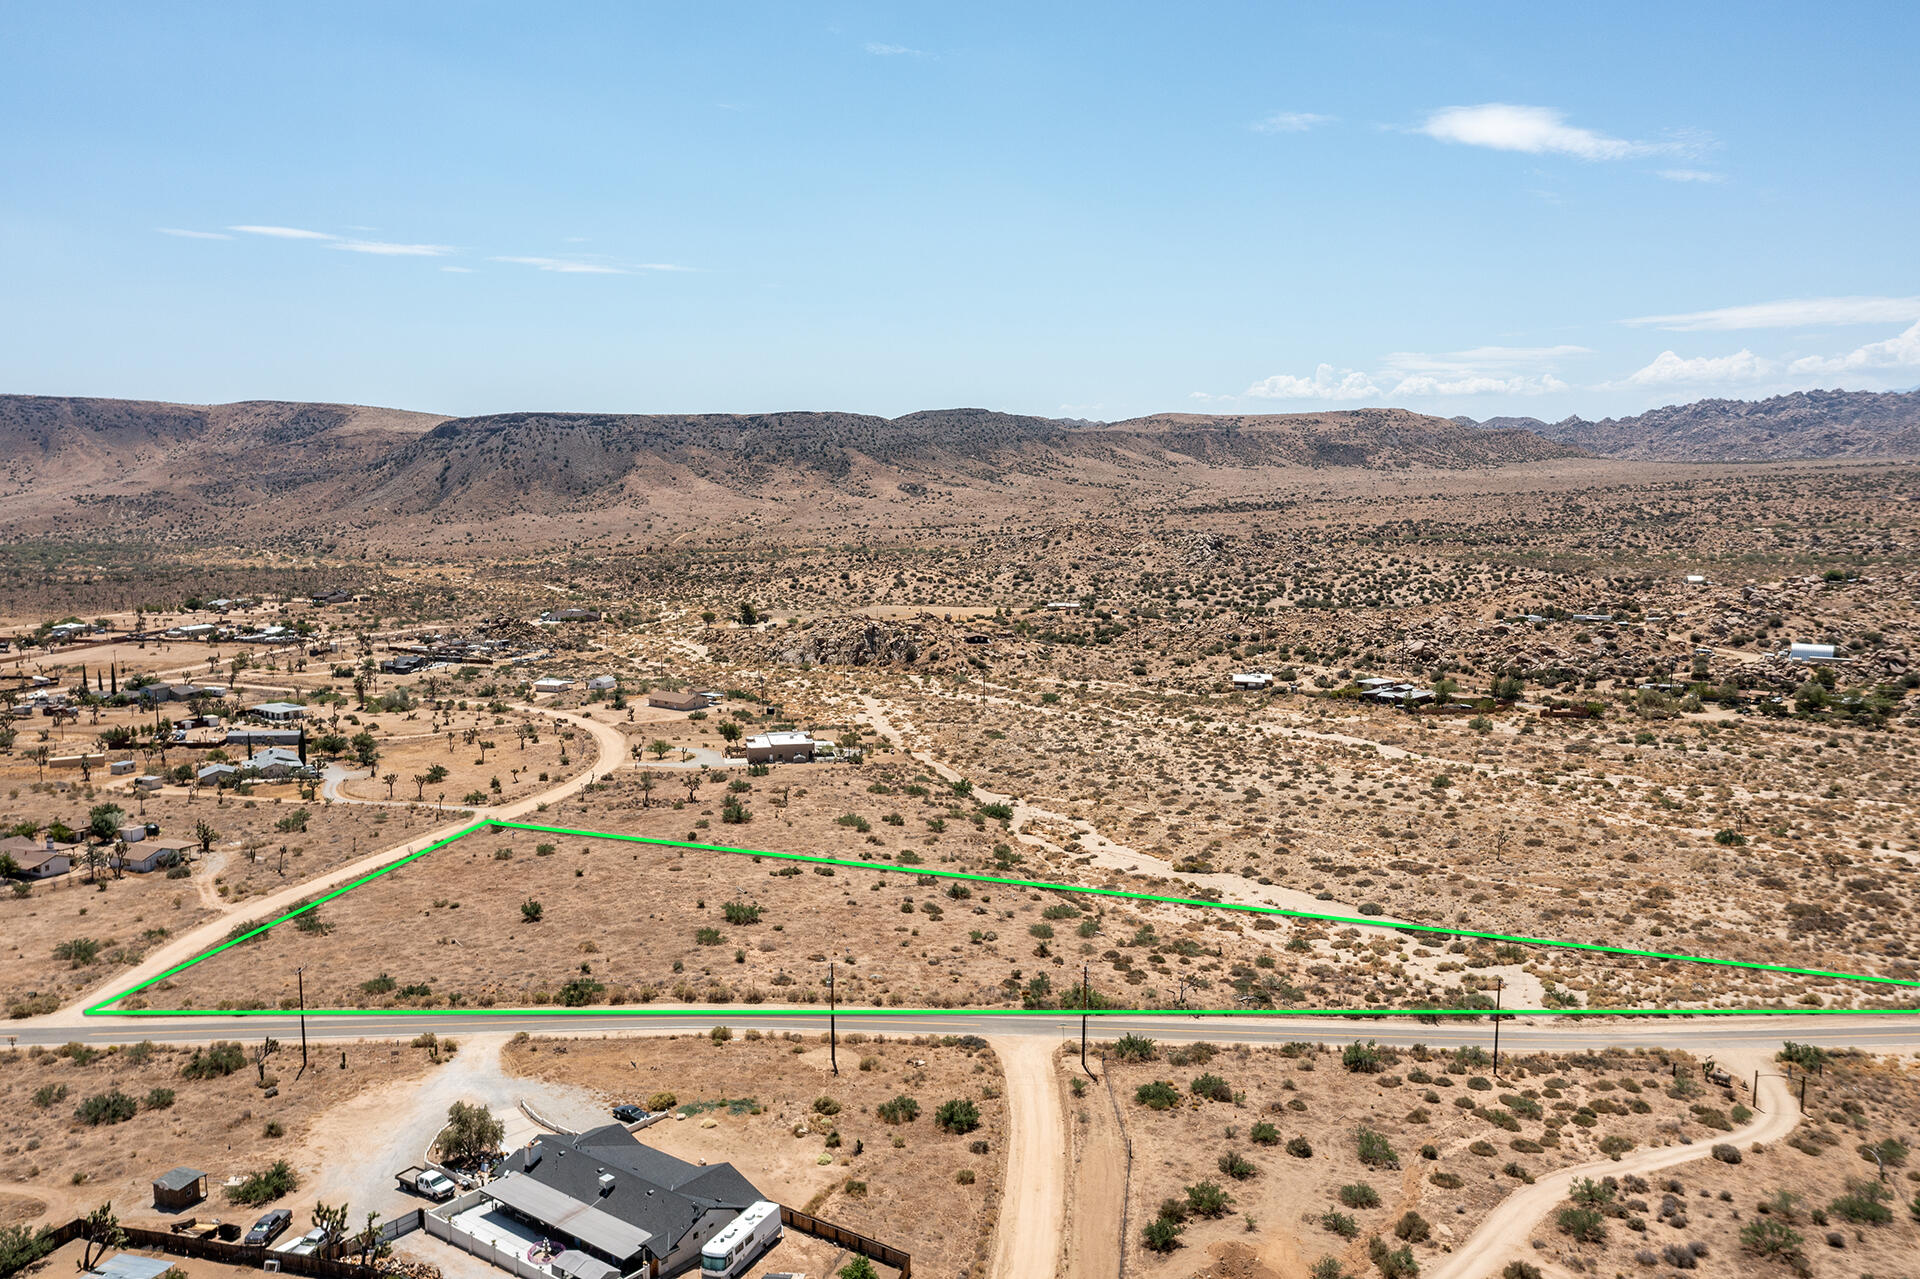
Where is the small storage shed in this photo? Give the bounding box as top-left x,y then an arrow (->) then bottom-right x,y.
152,1166 -> 208,1211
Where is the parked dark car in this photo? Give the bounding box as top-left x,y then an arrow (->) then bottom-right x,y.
611,1103 -> 645,1123
244,1210 -> 292,1247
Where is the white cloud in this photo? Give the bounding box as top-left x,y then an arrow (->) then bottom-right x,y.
330,239 -> 455,257
1621,348 -> 1775,387
1252,111 -> 1333,134
863,42 -> 923,56
1625,295 -> 1920,331
157,227 -> 232,240
1389,373 -> 1570,396
229,225 -> 339,240
1657,168 -> 1724,183
1245,364 -> 1383,400
1380,345 -> 1590,376
1787,321 -> 1920,375
1417,103 -> 1686,161
1243,344 -> 1586,402
491,256 -> 629,275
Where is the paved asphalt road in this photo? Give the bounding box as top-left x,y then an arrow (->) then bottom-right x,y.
13,1009 -> 1920,1053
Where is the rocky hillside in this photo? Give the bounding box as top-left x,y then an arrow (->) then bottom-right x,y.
1459,388 -> 1920,461
0,395 -> 1583,542
351,404 -> 1571,515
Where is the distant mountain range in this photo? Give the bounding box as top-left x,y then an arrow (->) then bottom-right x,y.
1456,388 -> 1920,462
1,387 -> 1915,546
0,397 -> 1571,542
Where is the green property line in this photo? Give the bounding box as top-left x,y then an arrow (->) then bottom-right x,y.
87,817 -> 1920,1019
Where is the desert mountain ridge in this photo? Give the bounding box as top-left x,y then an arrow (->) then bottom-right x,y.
0,396 -> 1573,546
3,388 -> 1913,549
1455,387 -> 1920,462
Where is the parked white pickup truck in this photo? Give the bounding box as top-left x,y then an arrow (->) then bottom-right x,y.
395,1166 -> 456,1200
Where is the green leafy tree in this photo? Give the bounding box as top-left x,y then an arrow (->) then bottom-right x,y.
87,803 -> 127,845
437,1101 -> 506,1164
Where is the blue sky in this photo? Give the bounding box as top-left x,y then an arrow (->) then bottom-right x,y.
2,2 -> 1916,421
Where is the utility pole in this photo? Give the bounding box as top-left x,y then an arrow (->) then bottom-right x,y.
1491,977 -> 1503,1075
1080,963 -> 1092,1077
296,966 -> 309,1074
828,962 -> 838,1076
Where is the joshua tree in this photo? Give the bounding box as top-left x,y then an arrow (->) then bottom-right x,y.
684,774 -> 703,805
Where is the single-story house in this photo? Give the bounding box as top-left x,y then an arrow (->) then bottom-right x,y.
134,775 -> 165,792
587,674 -> 618,692
167,623 -> 219,640
1230,672 -> 1271,691
469,1123 -> 765,1279
1045,600 -> 1081,611
0,838 -> 73,879
646,689 -> 706,712
135,682 -> 209,705
109,758 -> 136,776
533,677 -> 576,695
541,607 -> 602,624
196,762 -> 239,785
244,747 -> 313,778
738,731 -> 822,764
383,654 -> 429,675
224,727 -> 302,749
116,838 -> 192,874
152,1166 -> 210,1210
1787,642 -> 1843,663
250,701 -> 307,722
1684,575 -> 1708,585
312,588 -> 356,605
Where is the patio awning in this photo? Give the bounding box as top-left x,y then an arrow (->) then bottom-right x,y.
551,1250 -> 621,1279
484,1175 -> 652,1261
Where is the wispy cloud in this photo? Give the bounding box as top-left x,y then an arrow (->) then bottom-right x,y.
1619,348 -> 1774,387
331,239 -> 455,257
1380,345 -> 1590,376
491,256 -> 630,275
1243,344 -> 1583,402
1417,104 -> 1698,161
863,41 -> 923,56
1625,296 -> 1920,331
1252,111 -> 1333,134
157,227 -> 232,240
1787,321 -> 1920,375
229,224 -> 339,240
1656,168 -> 1724,183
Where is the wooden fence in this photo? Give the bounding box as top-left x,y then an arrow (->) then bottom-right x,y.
778,1205 -> 911,1277
38,1221 -> 378,1279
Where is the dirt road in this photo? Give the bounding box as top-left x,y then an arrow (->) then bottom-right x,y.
1062,1060 -> 1128,1279
989,1034 -> 1069,1279
1427,1065 -> 1802,1279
